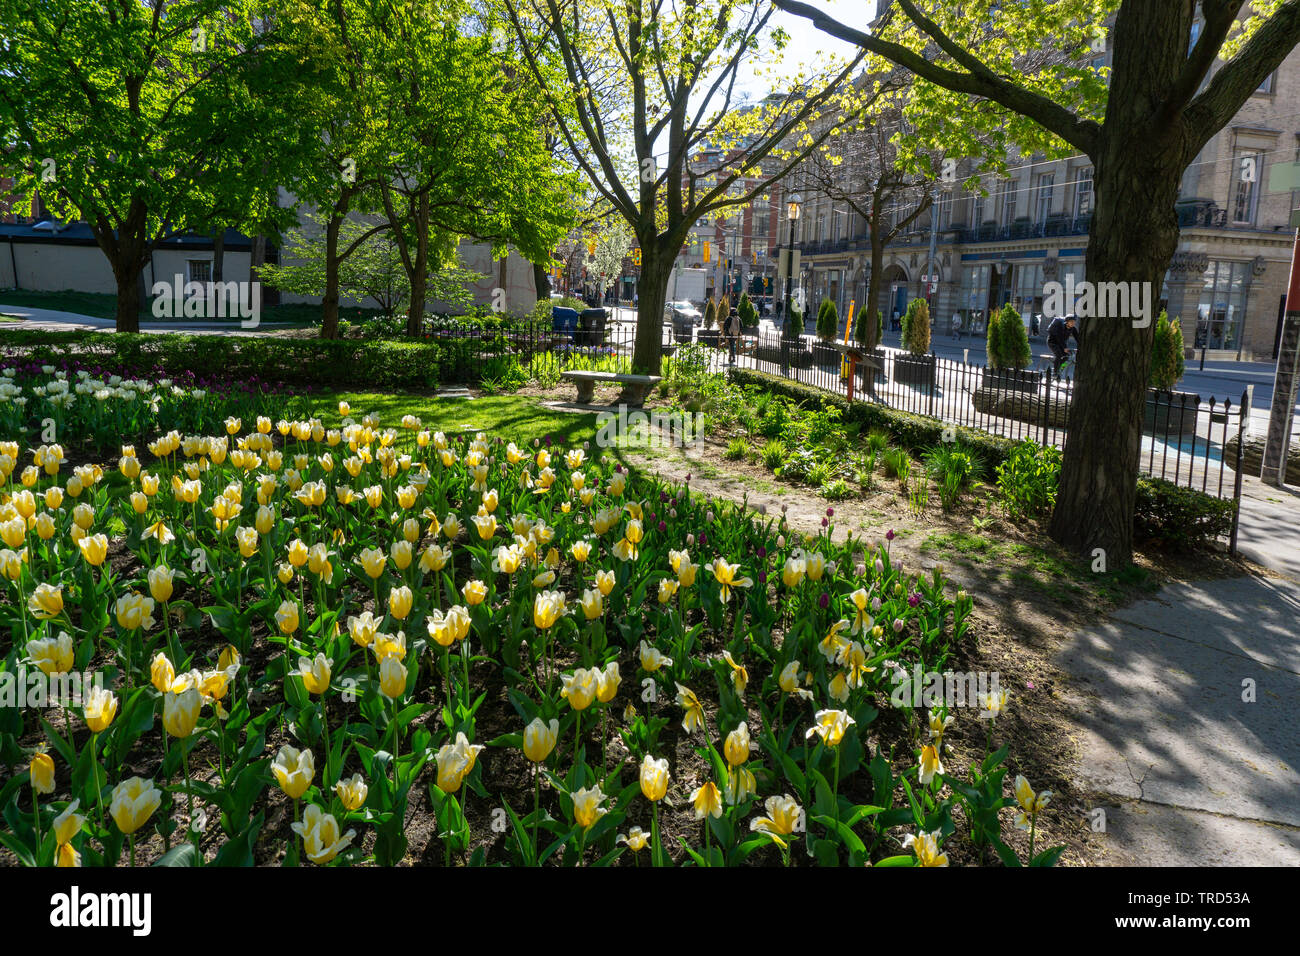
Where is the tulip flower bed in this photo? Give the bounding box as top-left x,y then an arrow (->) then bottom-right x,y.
0,362 -> 303,461
0,395 -> 1065,868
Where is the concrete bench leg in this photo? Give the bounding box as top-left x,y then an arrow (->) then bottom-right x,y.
574,379 -> 596,403
620,383 -> 652,407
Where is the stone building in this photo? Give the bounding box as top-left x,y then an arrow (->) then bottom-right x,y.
779,6 -> 1300,360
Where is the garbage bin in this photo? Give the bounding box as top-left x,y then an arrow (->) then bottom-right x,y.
578,308 -> 607,347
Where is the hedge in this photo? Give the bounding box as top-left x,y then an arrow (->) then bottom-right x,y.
729,366 -> 1237,550
0,328 -> 500,389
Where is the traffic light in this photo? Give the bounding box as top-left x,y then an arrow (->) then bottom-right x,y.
587,240 -> 596,257
632,248 -> 641,267
702,241 -> 711,263
751,251 -> 757,264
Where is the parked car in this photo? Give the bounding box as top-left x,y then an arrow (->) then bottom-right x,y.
665,300 -> 703,339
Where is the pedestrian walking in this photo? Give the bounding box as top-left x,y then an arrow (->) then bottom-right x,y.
1046,313 -> 1080,377
951,310 -> 962,340
725,307 -> 742,364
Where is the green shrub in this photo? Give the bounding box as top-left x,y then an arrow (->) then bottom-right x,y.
816,297 -> 840,340
761,438 -> 787,470
995,441 -> 1062,520
1148,311 -> 1186,392
822,478 -> 853,500
0,329 -> 461,389
1134,476 -> 1234,548
727,366 -> 1235,551
703,299 -> 717,329
901,297 -> 930,355
925,442 -> 982,487
725,436 -> 749,460
997,303 -> 1031,370
854,306 -> 882,351
985,305 -> 1007,369
738,292 -> 759,328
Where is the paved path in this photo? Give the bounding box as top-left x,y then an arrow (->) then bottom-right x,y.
0,304 -> 298,335
1059,497 -> 1300,866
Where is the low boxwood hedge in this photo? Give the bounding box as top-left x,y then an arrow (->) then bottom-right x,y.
729,366 -> 1237,550
0,328 -> 499,389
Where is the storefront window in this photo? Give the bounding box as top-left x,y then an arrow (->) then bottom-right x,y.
1196,260 -> 1248,350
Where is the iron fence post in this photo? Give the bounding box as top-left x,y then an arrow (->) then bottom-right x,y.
1229,389 -> 1247,555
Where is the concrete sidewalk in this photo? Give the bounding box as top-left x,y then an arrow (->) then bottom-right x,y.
1059,495 -> 1300,865
0,304 -> 297,335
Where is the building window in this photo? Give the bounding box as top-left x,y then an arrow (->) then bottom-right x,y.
1195,260 -> 1249,351
187,260 -> 212,283
1257,71 -> 1276,94
999,179 -> 1017,225
1034,173 -> 1055,225
1075,166 -> 1093,220
1232,152 -> 1262,224
972,193 -> 986,225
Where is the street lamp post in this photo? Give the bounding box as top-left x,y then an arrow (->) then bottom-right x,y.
782,194 -> 803,373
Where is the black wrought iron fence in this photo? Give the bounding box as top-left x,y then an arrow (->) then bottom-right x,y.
451,318 -> 1248,524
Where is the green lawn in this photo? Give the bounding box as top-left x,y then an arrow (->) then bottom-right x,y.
303,391 -> 606,452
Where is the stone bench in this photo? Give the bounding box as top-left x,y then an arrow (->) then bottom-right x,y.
561,370 -> 662,406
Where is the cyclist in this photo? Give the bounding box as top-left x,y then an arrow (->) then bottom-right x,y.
1046,313 -> 1079,377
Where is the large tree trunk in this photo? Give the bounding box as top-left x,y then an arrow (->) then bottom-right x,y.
211,229 -> 225,283
631,239 -> 670,375
322,214 -> 343,339
404,195 -> 430,337
112,259 -> 143,333
1048,2 -> 1188,567
532,261 -> 551,303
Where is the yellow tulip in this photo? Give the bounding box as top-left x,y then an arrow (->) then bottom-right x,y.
0,515 -> 25,548
903,829 -> 949,866
358,547 -> 386,579
109,777 -> 161,835
378,655 -> 407,700
419,543 -> 451,574
721,650 -> 748,697
657,578 -> 678,604
151,652 -> 176,694
78,533 -> 108,567
617,827 -> 649,852
53,799 -> 85,845
290,804 -> 357,865
272,745 -> 315,799
750,794 -> 802,848
387,585 -> 413,620
29,583 -> 66,621
148,566 -> 174,604
639,754 -> 669,802
163,685 -> 202,738
390,540 -> 413,571
287,538 -> 309,568
347,611 -> 379,648
275,600 -> 300,635
675,683 -> 705,734
460,579 -> 486,605
724,721 -> 751,767
298,654 -> 333,695
114,592 -> 156,632
30,752 -> 55,795
26,632 -> 74,675
83,686 -> 119,733
596,661 -> 620,704
335,774 -> 368,811
709,557 -> 753,601
522,717 -> 559,763
806,709 -> 855,747
781,556 -> 806,588
533,590 -> 566,630
579,588 -> 603,620
560,668 -> 598,711
639,640 -> 672,672
437,733 -> 485,794
691,781 -> 723,820
43,486 -> 64,510
0,547 -> 24,581
572,785 -> 608,830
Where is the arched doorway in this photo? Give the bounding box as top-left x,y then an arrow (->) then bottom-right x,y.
882,263 -> 909,331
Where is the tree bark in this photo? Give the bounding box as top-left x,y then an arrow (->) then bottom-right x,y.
532,261 -> 551,303
211,229 -> 225,283
322,214 -> 344,339
631,239 -> 670,376
404,193 -> 430,337
1048,1 -> 1190,567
